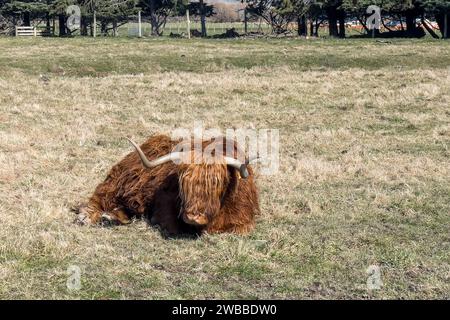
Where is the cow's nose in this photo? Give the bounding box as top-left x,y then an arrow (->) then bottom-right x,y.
183,213 -> 208,226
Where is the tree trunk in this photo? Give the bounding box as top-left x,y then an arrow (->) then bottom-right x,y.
113,21 -> 117,37
314,19 -> 320,37
46,13 -> 50,30
327,7 -> 338,37
101,21 -> 107,36
338,10 -> 346,38
23,12 -> 31,26
309,19 -> 314,37
297,15 -> 307,37
446,13 -> 449,39
405,9 -> 417,35
436,13 -> 449,39
149,0 -> 158,36
200,0 -> 207,37
80,16 -> 88,36
58,15 -> 66,36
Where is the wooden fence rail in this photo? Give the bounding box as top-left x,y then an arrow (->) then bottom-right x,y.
15,26 -> 52,37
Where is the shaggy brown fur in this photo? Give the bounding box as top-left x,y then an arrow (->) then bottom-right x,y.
76,134 -> 260,235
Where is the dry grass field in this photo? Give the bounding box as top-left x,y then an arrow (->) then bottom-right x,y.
0,37 -> 449,299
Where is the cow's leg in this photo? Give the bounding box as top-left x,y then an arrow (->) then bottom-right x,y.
76,202 -> 131,226
229,222 -> 255,235
101,207 -> 131,225
205,223 -> 253,235
149,189 -> 184,235
205,216 -> 255,235
150,203 -> 182,235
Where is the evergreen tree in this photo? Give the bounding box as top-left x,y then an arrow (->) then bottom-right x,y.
139,0 -> 183,36
1,0 -> 48,26
95,0 -> 137,36
313,0 -> 345,38
245,0 -> 296,34
293,0 -> 309,36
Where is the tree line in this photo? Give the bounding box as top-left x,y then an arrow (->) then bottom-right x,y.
0,0 -> 211,36
0,0 -> 449,39
247,0 -> 449,39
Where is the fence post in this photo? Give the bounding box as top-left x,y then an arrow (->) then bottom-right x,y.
186,9 -> 191,39
93,11 -> 97,37
138,11 -> 142,37
15,26 -> 18,37
33,27 -> 37,37
244,7 -> 248,34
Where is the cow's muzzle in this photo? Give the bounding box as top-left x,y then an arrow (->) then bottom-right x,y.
182,213 -> 209,226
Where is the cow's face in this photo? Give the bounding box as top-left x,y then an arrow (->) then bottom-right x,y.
178,163 -> 230,226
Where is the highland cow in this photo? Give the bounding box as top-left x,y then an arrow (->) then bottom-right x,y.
76,134 -> 260,235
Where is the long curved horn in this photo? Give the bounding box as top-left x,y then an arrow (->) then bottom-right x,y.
224,156 -> 250,179
246,154 -> 261,165
128,138 -> 258,178
127,138 -> 181,168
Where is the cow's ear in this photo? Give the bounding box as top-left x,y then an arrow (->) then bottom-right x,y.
225,166 -> 240,200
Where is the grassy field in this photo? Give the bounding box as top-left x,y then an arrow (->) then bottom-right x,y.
0,37 -> 449,299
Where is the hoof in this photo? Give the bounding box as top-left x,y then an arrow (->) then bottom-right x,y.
74,205 -> 92,226
75,211 -> 92,225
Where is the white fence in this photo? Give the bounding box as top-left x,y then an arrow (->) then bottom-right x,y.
15,26 -> 52,37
